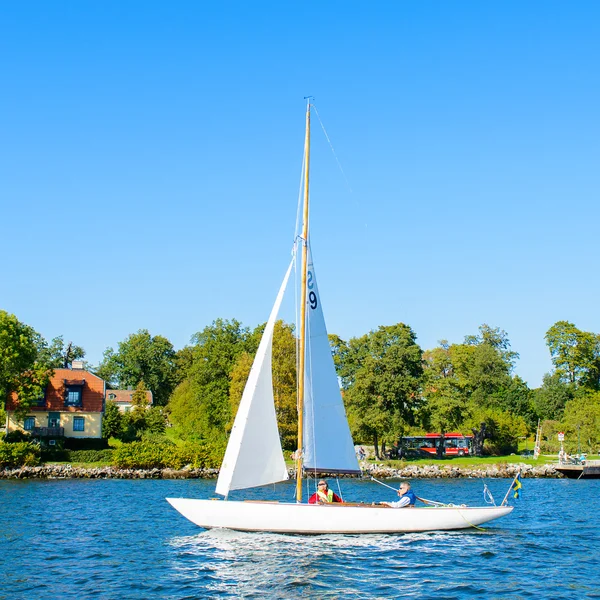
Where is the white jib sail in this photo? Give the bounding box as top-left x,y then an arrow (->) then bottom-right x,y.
303,246 -> 361,474
215,260 -> 293,497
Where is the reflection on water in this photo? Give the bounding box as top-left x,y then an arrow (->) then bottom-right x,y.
1,478 -> 599,598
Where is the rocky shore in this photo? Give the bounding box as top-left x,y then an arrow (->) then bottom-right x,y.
0,461 -> 559,480
361,461 -> 559,479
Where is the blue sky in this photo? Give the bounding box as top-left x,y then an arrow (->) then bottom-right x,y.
1,1 -> 599,388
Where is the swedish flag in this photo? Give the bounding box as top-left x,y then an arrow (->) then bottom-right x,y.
511,473 -> 522,499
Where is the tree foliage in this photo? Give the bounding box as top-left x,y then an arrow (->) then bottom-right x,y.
0,310 -> 53,418
97,329 -> 177,406
168,319 -> 253,442
545,321 -> 600,390
102,401 -> 123,439
228,321 -> 298,450
533,373 -> 574,421
38,336 -> 85,369
131,380 -> 150,417
463,403 -> 528,455
335,323 -> 424,457
421,325 -> 529,454
561,390 -> 600,453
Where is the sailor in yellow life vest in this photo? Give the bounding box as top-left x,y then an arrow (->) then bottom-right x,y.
308,480 -> 343,504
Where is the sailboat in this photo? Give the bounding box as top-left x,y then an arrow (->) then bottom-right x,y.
167,102 -> 514,533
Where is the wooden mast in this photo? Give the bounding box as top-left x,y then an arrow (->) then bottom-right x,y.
295,100 -> 311,503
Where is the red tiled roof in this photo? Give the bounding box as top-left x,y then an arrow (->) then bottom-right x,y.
106,389 -> 153,405
7,367 -> 105,412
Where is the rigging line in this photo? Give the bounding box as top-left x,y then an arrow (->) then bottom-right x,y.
335,477 -> 344,502
456,509 -> 487,532
370,476 -> 398,492
312,104 -> 353,194
312,103 -> 369,231
371,477 -> 449,507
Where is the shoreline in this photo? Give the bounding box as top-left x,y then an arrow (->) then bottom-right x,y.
0,462 -> 559,480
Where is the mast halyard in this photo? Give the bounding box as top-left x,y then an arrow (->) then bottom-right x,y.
295,100 -> 311,503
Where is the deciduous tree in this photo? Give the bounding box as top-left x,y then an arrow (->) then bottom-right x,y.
533,373 -> 574,421
229,321 -> 297,450
97,330 -> 177,406
0,311 -> 53,418
560,391 -> 600,453
102,401 -> 123,439
38,336 -> 85,369
339,323 -> 424,458
545,321 -> 600,389
168,319 -> 252,442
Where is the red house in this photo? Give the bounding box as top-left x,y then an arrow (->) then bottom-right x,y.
6,361 -> 105,440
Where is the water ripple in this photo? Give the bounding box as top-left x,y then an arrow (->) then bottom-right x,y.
1,478 -> 599,598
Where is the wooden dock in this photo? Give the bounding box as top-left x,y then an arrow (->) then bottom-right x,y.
555,460 -> 600,479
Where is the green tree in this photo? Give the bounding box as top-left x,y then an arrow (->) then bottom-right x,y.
0,311 -> 53,418
442,325 -> 518,409
168,319 -> 252,442
228,321 -> 297,450
144,407 -> 166,435
271,321 -> 297,450
545,321 -> 600,389
561,391 -> 600,453
464,403 -> 528,455
38,336 -> 85,369
340,323 -> 424,458
97,329 -> 177,406
533,373 -> 574,421
495,375 -> 536,428
174,345 -> 196,383
102,401 -> 124,439
465,324 -> 519,370
466,343 -> 513,406
420,325 -> 528,453
421,343 -> 468,433
131,380 -> 150,417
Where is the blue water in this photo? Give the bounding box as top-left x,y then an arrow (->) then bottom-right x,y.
0,477 -> 598,599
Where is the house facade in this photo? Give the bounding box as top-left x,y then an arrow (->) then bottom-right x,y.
105,389 -> 153,413
6,362 -> 105,440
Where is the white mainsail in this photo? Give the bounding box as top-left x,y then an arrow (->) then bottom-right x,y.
303,245 -> 361,474
215,260 -> 293,497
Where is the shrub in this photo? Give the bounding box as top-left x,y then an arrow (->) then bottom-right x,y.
112,440 -> 177,469
112,440 -> 224,469
67,449 -> 114,463
41,448 -> 70,462
176,441 -> 224,469
3,430 -> 31,443
64,438 -> 109,451
0,441 -> 41,467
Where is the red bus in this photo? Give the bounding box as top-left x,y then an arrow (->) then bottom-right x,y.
400,433 -> 473,457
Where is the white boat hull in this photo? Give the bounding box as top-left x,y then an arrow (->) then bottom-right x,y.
166,498 -> 513,534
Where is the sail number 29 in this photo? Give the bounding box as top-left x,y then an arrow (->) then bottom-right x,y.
307,270 -> 318,310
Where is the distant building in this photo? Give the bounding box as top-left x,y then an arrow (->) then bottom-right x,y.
105,388 -> 153,413
6,361 -> 105,441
